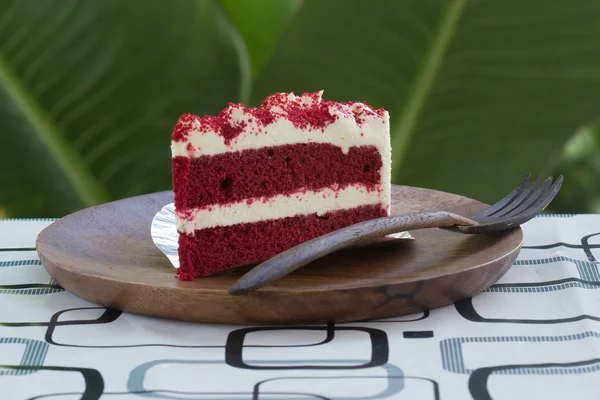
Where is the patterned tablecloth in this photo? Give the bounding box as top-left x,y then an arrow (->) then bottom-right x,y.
1,215 -> 599,399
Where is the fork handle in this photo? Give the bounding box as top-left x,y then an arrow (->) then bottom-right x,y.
228,211 -> 477,296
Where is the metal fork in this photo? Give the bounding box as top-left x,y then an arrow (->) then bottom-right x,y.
228,174 -> 563,296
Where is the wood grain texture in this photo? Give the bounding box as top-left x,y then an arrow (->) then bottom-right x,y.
36,185 -> 523,325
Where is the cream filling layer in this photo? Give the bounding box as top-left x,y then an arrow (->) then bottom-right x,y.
176,183 -> 386,234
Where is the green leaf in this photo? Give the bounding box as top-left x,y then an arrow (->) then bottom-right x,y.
0,0 -> 249,217
252,0 -> 600,204
220,0 -> 301,77
550,124 -> 600,213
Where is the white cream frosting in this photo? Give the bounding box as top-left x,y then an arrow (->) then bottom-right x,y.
176,184 -> 385,234
171,91 -> 390,158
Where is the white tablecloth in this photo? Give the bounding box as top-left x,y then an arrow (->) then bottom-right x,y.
1,215 -> 599,399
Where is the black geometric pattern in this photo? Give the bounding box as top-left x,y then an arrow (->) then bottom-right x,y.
225,324 -> 389,370
468,358 -> 600,400
0,365 -> 104,400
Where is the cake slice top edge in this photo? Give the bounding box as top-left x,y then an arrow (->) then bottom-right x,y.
171,90 -> 391,158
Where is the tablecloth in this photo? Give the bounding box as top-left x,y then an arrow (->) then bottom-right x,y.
1,215 -> 599,399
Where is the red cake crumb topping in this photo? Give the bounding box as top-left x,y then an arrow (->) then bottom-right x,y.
171,114 -> 197,142
221,119 -> 247,142
346,103 -> 385,126
198,116 -> 221,133
171,92 -> 385,145
258,92 -> 338,131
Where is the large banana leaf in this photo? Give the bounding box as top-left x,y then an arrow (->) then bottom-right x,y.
0,0 -> 248,217
251,0 -> 600,204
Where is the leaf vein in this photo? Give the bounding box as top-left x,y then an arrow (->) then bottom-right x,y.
390,0 -> 468,181
0,54 -> 110,206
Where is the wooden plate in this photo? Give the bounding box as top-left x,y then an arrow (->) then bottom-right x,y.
36,185 -> 522,325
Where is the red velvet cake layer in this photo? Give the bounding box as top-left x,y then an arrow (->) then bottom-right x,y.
172,143 -> 383,209
176,204 -> 386,280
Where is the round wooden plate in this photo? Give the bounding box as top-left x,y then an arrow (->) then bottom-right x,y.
36,185 -> 522,325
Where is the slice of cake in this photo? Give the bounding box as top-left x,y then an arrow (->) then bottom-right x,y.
171,91 -> 391,280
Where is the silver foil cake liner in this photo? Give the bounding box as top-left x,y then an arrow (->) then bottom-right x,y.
151,203 -> 414,270
151,203 -> 180,269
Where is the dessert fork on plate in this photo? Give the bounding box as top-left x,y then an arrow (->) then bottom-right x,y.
229,174 -> 563,296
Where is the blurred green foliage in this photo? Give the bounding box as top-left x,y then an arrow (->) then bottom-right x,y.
1,0 -> 599,217
549,124 -> 600,214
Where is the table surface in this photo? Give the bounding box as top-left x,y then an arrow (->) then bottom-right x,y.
1,214 -> 599,400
